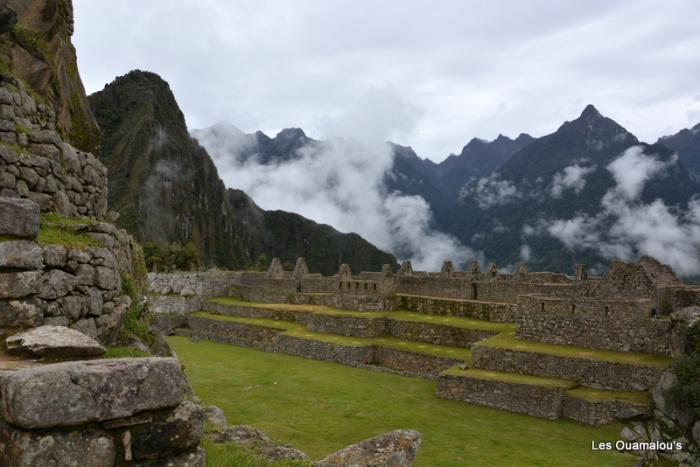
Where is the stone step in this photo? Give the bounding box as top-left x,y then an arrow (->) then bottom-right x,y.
470,332 -> 670,391
562,387 -> 653,426
178,312 -> 471,378
204,298 -> 512,347
435,367 -> 577,419
395,293 -> 517,322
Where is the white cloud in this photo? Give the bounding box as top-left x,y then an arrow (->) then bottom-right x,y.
463,172 -> 519,209
194,87 -> 480,271
73,0 -> 700,160
546,145 -> 700,276
606,145 -> 676,200
550,163 -> 595,197
520,244 -> 532,261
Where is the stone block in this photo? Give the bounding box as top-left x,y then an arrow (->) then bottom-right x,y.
0,197 -> 40,238
0,240 -> 43,269
6,325 -> 105,358
0,271 -> 40,299
0,357 -> 187,429
316,429 -> 421,467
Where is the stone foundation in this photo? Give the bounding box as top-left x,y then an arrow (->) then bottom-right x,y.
436,372 -> 574,419
470,343 -> 665,391
561,394 -> 652,426
396,294 -> 517,322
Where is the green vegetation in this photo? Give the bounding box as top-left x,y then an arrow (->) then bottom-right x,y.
143,241 -> 200,272
477,332 -> 671,367
15,124 -> 29,135
397,293 -> 512,305
442,367 -> 576,389
119,274 -> 153,347
191,311 -> 472,361
202,438 -> 310,467
566,387 -> 651,405
11,24 -> 49,61
669,320 -> 700,418
207,297 -> 514,332
169,337 -> 634,467
41,212 -> 94,226
37,224 -> 98,249
103,346 -> 149,358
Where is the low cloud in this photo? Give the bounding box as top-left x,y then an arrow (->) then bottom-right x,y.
463,172 -> 519,208
545,145 -> 700,276
193,87 -> 479,271
550,163 -> 595,197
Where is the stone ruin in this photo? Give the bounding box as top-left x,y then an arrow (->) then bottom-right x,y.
0,35 -> 206,463
148,254 -> 700,464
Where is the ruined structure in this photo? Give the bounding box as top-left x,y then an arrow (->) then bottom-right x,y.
149,254 -> 700,462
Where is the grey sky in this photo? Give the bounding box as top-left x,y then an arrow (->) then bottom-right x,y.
73,0 -> 700,161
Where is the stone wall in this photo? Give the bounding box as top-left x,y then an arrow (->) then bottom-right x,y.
470,343 -> 665,391
561,394 -> 652,426
395,294 -> 517,322
516,295 -> 681,355
148,294 -> 202,315
148,271 -> 244,298
0,77 -> 108,218
0,198 -> 142,344
0,357 -> 204,466
436,373 -> 571,419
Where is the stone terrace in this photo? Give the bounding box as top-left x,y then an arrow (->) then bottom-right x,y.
147,256 -> 698,426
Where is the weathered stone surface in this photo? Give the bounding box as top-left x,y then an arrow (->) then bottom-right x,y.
6,325 -> 105,358
36,269 -> 76,299
43,244 -> 68,267
0,240 -> 43,269
0,421 -> 116,467
203,405 -> 227,432
131,400 -> 204,460
132,447 -> 207,467
258,444 -> 310,462
95,265 -> 119,290
72,317 -> 98,340
209,425 -> 270,444
653,371 -> 694,430
0,271 -> 40,299
0,357 -> 187,429
315,429 -> 421,467
0,197 -> 39,238
0,299 -> 42,327
693,421 -> 700,449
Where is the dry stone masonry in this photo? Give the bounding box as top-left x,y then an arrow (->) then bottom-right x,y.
148,254 -> 700,463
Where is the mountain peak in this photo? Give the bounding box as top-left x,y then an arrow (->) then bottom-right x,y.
276,128 -> 307,140
580,104 -> 602,119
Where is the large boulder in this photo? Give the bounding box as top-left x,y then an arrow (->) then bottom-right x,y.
0,197 -> 40,239
0,421 -> 115,467
316,429 -> 421,467
0,241 -> 43,269
5,325 -> 106,358
0,357 -> 187,429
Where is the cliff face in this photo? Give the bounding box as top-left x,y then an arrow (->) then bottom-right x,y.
89,71 -> 396,274
0,0 -> 99,152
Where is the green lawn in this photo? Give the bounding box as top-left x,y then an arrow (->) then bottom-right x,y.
169,336 -> 634,467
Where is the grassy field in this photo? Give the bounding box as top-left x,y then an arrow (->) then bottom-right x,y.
169,336 -> 635,467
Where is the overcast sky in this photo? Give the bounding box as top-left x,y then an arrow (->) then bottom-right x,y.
73,0 -> 700,161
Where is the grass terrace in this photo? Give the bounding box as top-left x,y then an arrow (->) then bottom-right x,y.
441,367 -> 577,389
477,332 -> 672,367
189,311 -> 473,361
207,297 -> 515,332
169,336 -> 634,467
565,387 -> 652,405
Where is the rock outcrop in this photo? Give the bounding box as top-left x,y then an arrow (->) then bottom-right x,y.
315,429 -> 422,467
0,357 -> 205,466
89,70 -> 397,275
